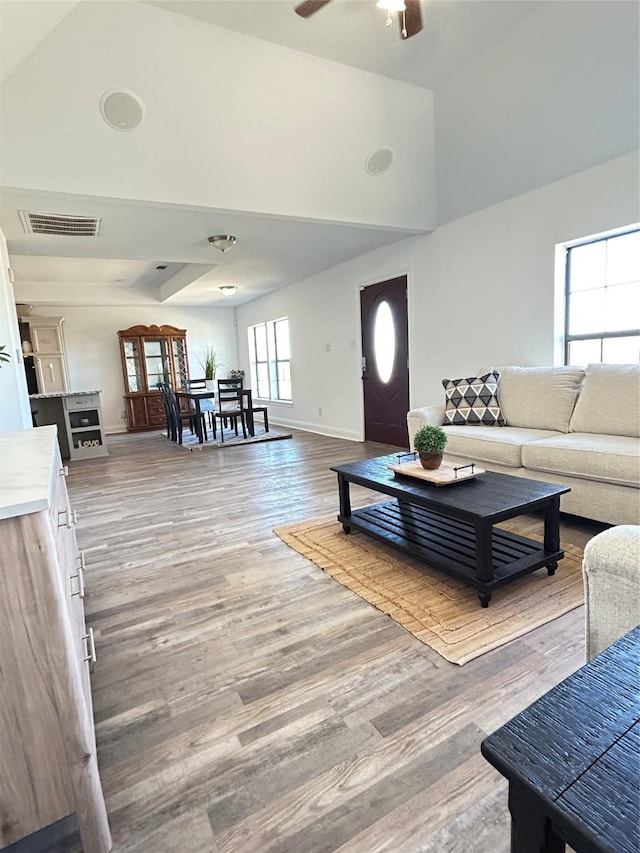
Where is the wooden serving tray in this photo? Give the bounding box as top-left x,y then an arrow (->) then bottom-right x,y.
387,459 -> 485,486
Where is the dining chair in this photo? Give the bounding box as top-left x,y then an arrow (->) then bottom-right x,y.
185,377 -> 216,430
243,397 -> 269,434
157,382 -> 177,440
216,378 -> 242,429
159,382 -> 207,444
215,379 -> 247,441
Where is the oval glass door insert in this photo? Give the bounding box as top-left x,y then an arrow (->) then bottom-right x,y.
374,300 -> 395,383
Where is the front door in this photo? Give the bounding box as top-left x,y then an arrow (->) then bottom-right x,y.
360,275 -> 409,447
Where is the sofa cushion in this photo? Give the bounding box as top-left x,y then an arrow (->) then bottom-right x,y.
496,366 -> 585,433
569,363 -> 640,438
443,425 -> 561,468
442,371 -> 504,426
522,433 -> 640,487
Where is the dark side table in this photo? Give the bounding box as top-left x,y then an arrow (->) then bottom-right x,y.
481,626 -> 640,853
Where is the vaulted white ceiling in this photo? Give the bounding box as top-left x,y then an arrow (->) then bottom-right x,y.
0,0 -> 637,307
145,0 -> 545,89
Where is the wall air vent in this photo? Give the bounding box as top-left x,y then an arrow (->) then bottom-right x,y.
19,211 -> 102,237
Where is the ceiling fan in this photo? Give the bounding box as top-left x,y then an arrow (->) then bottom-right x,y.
294,0 -> 423,41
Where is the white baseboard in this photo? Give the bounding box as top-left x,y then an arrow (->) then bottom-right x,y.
270,417 -> 361,442
105,420 -> 362,442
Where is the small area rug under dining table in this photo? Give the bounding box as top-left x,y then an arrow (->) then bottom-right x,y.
176,425 -> 292,450
273,514 -> 585,665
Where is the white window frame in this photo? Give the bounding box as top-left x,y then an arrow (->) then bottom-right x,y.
248,317 -> 291,402
562,225 -> 640,365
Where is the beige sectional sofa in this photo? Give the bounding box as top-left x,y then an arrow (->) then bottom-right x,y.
406,364 -> 640,526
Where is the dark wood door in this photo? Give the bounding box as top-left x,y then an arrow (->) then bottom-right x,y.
360,276 -> 409,447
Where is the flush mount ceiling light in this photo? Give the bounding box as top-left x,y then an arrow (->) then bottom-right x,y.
219,285 -> 238,295
208,234 -> 237,252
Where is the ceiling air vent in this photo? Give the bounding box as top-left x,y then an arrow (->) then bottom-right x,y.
19,211 -> 102,237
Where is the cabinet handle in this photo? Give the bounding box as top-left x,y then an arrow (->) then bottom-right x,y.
82,628 -> 97,664
57,507 -> 78,529
48,363 -> 55,382
59,465 -> 69,477
71,565 -> 85,599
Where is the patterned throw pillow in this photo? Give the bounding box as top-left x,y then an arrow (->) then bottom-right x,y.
442,370 -> 505,426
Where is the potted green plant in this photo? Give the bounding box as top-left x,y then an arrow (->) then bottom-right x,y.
413,424 -> 448,470
228,369 -> 245,381
200,347 -> 219,389
0,344 -> 10,367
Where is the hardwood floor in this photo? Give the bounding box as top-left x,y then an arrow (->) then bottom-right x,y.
65,428 -> 605,853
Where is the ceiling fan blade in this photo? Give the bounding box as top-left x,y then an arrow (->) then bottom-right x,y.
294,0 -> 332,18
399,0 -> 423,39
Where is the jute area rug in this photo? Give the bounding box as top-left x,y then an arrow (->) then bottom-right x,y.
274,515 -> 585,665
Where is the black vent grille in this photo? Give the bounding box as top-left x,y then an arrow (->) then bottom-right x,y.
19,211 -> 101,236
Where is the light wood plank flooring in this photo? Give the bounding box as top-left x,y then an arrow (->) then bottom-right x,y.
65,428 -> 606,853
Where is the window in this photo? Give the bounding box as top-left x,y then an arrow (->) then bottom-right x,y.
564,227 -> 640,365
248,317 -> 291,402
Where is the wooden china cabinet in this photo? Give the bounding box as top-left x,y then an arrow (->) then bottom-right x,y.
118,324 -> 190,431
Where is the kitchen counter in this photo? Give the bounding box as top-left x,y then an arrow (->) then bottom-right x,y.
30,389 -> 102,399
0,425 -> 58,519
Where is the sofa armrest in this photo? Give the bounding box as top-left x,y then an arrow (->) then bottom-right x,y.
407,404 -> 446,449
582,525 -> 640,661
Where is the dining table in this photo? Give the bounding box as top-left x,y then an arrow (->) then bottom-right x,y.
174,388 -> 256,443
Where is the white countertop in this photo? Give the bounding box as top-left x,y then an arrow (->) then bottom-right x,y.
0,426 -> 58,520
30,390 -> 101,399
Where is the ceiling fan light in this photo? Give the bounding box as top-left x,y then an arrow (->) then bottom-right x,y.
376,0 -> 406,11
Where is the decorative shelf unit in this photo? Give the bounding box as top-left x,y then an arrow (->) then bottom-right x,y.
118,325 -> 190,431
30,392 -> 108,462
63,393 -> 108,460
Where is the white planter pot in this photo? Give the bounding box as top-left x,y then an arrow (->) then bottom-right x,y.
205,379 -> 215,390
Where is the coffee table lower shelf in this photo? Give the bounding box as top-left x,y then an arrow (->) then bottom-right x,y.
339,500 -> 563,605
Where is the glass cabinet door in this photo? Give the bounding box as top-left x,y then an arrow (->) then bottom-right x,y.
144,339 -> 170,390
123,338 -> 143,392
172,338 -> 188,389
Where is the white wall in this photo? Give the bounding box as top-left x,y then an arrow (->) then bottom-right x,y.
236,152 -> 639,443
1,0 -> 436,231
0,228 -> 31,432
435,0 -> 640,223
19,304 -> 239,434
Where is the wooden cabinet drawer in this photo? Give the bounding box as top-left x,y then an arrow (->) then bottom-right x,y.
147,395 -> 166,428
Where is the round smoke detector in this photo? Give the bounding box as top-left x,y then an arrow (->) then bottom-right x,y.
99,89 -> 146,131
365,148 -> 394,175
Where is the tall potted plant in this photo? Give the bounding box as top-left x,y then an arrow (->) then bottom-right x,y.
200,348 -> 218,390
413,424 -> 448,470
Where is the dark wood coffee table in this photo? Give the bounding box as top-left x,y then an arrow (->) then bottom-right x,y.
330,455 -> 570,607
